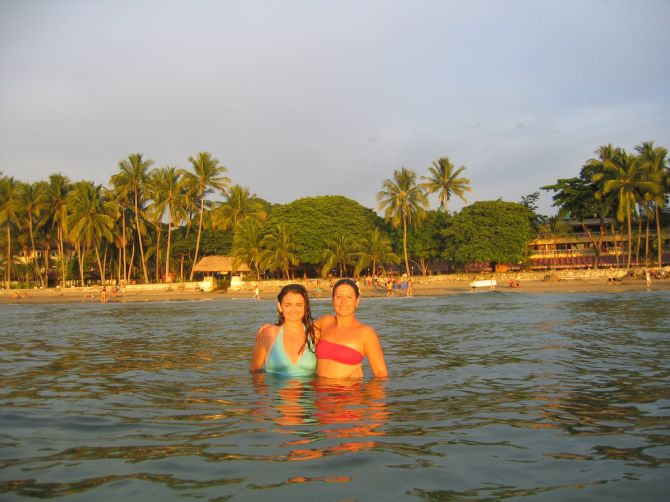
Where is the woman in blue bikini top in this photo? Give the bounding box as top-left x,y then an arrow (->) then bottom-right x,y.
250,284 -> 317,377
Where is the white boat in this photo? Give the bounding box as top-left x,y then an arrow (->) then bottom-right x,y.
469,279 -> 497,291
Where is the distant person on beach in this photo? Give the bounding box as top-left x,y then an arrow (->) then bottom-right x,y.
254,284 -> 261,300
250,284 -> 318,377
315,278 -> 388,379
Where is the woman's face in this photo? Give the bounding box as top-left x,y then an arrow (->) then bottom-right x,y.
278,291 -> 306,323
332,284 -> 359,316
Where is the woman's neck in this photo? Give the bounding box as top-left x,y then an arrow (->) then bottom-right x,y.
283,319 -> 304,331
335,315 -> 358,328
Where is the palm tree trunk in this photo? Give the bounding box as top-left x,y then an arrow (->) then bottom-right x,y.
116,246 -> 121,285
44,243 -> 51,287
116,245 -> 126,284
644,218 -> 650,266
611,222 -> 620,268
5,223 -> 10,288
165,220 -> 172,281
402,212 -> 410,277
121,212 -> 127,285
595,216 -> 606,269
154,225 -> 162,282
626,211 -> 633,270
656,206 -> 663,268
128,240 -> 136,284
102,246 -> 108,286
95,244 -> 105,286
27,217 -> 44,287
190,196 -> 205,280
76,244 -> 85,286
58,223 -> 66,288
635,209 -> 643,268
134,194 -> 149,284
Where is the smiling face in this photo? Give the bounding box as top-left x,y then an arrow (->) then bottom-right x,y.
332,283 -> 359,317
278,291 -> 306,324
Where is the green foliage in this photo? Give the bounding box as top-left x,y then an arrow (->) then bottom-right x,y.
421,156 -> 471,212
261,223 -> 298,278
353,227 -> 399,276
541,178 -> 599,220
520,191 -> 548,231
443,201 -> 533,264
264,196 -> 383,265
390,210 -> 451,260
320,234 -> 357,277
171,228 -> 231,257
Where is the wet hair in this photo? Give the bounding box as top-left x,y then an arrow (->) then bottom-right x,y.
276,284 -> 317,353
332,278 -> 360,298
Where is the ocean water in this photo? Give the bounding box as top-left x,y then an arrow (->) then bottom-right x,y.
1,291 -> 669,500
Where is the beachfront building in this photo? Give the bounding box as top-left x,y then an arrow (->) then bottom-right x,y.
526,218 -> 670,270
192,256 -> 251,291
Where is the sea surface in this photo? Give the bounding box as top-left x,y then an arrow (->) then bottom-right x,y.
1,291 -> 669,500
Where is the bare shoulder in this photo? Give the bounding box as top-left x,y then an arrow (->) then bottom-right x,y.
258,324 -> 279,345
359,322 -> 380,341
316,314 -> 336,328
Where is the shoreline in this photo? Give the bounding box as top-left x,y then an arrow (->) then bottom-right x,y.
1,272 -> 667,305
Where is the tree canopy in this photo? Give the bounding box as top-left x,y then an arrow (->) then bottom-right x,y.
443,201 -> 534,265
265,196 -> 383,265
390,209 -> 450,274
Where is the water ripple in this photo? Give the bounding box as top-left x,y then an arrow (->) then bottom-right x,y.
1,292 -> 669,500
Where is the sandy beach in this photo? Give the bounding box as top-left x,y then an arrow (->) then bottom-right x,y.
1,269 -> 667,305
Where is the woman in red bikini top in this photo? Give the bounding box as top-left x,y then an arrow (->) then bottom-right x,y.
315,278 -> 388,379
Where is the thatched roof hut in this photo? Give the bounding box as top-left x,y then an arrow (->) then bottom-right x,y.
192,256 -> 250,274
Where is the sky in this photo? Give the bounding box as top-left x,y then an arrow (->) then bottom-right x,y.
1,0 -> 669,216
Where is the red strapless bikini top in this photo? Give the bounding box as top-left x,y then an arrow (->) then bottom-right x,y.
316,339 -> 364,365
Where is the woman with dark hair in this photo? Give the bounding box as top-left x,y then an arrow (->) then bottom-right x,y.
315,278 -> 388,379
249,284 -> 318,376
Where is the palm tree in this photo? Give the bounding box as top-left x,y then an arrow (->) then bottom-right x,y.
183,152 -> 230,280
18,181 -> 50,286
592,148 -> 655,269
47,174 -> 71,287
231,217 -> 265,280
353,227 -> 399,276
67,181 -> 114,285
211,184 -> 266,231
146,166 -> 188,282
635,141 -> 669,268
421,156 -> 471,212
0,176 -> 21,288
377,167 -> 428,277
320,234 -> 356,278
107,184 -> 133,285
586,145 -> 625,265
112,153 -> 153,283
261,223 -> 298,279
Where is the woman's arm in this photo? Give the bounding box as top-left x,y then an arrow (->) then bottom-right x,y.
249,325 -> 274,373
255,323 -> 273,343
364,328 -> 388,378
249,338 -> 268,373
